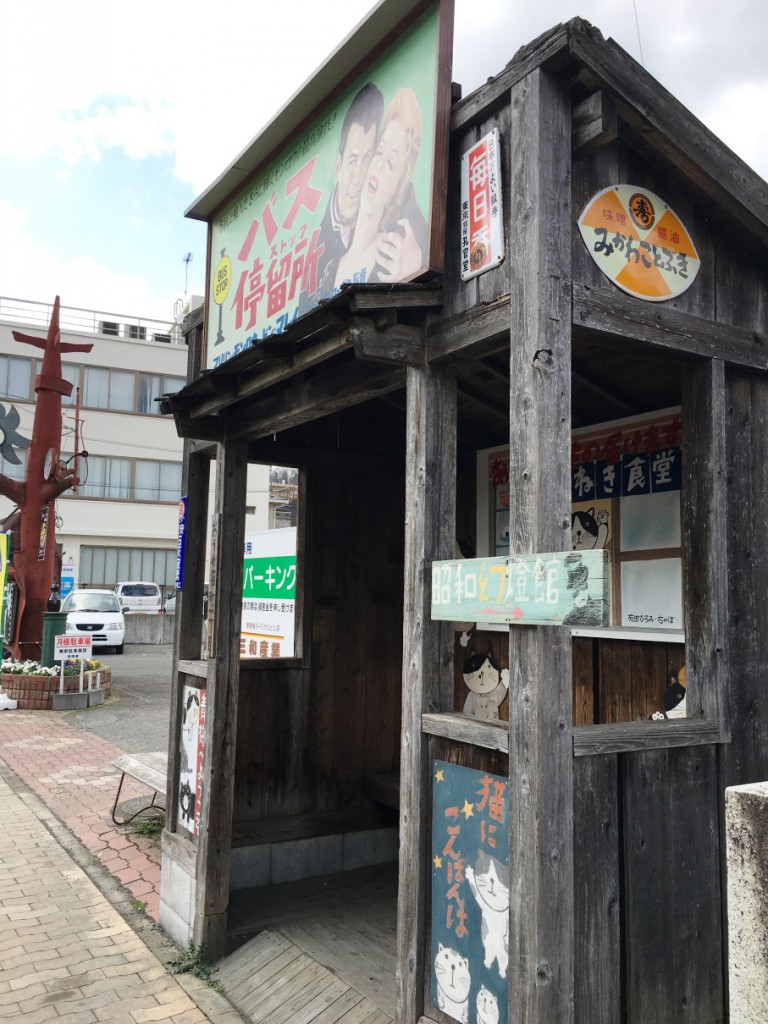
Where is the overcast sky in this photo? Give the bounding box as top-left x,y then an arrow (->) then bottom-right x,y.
1,0 -> 765,322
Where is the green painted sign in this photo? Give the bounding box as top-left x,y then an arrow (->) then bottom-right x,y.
431,550 -> 610,627
242,555 -> 296,600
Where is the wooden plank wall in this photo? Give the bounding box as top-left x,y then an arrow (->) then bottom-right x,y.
722,368 -> 768,789
233,457 -> 405,828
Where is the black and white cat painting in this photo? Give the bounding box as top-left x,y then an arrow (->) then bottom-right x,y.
466,849 -> 510,978
434,943 -> 471,1023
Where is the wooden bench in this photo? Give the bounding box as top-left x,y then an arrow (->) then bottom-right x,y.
111,751 -> 168,825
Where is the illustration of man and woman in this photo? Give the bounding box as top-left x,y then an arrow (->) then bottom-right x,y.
308,81 -> 428,308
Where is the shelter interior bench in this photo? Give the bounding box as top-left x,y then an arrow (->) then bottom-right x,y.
111,751 -> 168,825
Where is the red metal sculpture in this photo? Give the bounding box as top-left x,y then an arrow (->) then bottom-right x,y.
0,297 -> 93,659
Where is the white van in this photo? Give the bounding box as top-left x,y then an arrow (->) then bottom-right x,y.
114,581 -> 162,614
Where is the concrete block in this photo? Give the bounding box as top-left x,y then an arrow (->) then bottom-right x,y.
270,834 -> 344,885
160,898 -> 194,949
726,780 -> 768,1023
87,688 -> 105,706
342,827 -> 399,871
51,691 -> 89,710
230,844 -> 272,891
160,852 -> 195,933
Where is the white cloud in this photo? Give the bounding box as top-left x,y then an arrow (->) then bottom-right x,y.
0,200 -> 181,321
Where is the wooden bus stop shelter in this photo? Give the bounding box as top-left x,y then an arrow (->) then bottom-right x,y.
160,13 -> 768,1024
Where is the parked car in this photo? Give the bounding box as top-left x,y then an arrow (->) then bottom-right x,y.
61,589 -> 126,654
162,592 -> 176,614
114,581 -> 162,614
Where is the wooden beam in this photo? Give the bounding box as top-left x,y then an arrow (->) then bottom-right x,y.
166,446 -> 210,833
349,318 -> 424,367
682,359 -> 729,732
573,283 -> 768,370
427,295 -> 511,363
450,22 -> 571,133
348,286 -> 443,312
171,411 -> 226,442
573,720 -> 722,756
567,20 -> 768,245
507,67 -> 574,1024
397,363 -> 456,1024
228,359 -> 406,440
193,437 -> 247,960
572,90 -> 617,153
190,331 -> 355,419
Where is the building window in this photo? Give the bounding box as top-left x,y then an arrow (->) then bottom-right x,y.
79,455 -> 131,499
80,546 -> 177,588
128,325 -> 146,341
134,460 -> 182,502
0,355 -> 32,401
1,447 -> 27,482
83,367 -> 134,411
137,373 -> 186,414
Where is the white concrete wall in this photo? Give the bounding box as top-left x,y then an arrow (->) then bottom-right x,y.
726,780 -> 768,1023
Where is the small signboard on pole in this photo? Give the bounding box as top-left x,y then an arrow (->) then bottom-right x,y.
54,633 -> 93,694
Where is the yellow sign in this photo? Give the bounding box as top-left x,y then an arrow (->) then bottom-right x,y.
578,185 -> 700,301
213,253 -> 232,306
0,532 -> 9,637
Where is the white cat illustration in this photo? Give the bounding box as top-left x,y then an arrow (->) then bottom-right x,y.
434,943 -> 471,1023
476,985 -> 500,1024
466,850 -> 509,978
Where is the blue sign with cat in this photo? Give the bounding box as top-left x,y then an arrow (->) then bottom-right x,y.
431,760 -> 508,1024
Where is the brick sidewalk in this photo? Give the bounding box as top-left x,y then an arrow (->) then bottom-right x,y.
0,766 -> 241,1024
0,711 -> 163,921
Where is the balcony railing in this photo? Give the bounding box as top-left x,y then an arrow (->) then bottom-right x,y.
0,295 -> 187,346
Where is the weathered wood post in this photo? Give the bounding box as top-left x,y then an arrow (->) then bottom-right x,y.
507,67 -> 574,1024
192,435 -> 247,958
397,359 -> 456,1024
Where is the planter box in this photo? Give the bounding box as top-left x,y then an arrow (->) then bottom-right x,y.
1,667 -> 112,711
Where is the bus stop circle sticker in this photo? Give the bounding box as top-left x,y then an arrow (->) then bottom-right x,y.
578,185 -> 700,301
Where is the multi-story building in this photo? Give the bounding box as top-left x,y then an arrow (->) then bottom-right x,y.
0,295 -> 270,600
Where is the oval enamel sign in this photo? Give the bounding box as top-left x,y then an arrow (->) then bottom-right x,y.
578,185 -> 700,301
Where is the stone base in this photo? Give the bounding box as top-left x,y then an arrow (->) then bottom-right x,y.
52,691 -> 89,710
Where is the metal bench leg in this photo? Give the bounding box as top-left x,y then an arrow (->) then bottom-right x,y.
112,775 -> 162,826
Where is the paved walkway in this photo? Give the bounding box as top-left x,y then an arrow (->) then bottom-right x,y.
0,711 -> 163,920
0,761 -> 241,1024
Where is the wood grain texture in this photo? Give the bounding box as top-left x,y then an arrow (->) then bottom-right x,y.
397,362 -> 456,1024
507,67 -> 574,1024
573,755 -> 620,1024
682,359 -> 728,729
622,747 -> 724,1023
167,446 -> 210,831
573,284 -> 768,370
193,437 -> 248,959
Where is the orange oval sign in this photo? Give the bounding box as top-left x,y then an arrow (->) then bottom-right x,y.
578,185 -> 700,302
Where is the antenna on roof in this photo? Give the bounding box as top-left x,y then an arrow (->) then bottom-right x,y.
183,252 -> 194,294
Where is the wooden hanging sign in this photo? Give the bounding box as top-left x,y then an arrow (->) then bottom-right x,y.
431,550 -> 610,627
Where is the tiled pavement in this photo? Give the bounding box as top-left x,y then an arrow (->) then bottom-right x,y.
0,759 -> 241,1024
0,711 -> 163,921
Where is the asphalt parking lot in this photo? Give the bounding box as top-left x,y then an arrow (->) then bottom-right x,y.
66,642 -> 174,753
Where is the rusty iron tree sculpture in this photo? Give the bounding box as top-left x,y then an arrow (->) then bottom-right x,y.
0,297 -> 92,659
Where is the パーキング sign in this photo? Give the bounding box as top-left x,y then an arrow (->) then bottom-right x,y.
578,185 -> 699,301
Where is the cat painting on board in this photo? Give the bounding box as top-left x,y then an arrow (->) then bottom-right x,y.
466,849 -> 510,978
434,943 -> 471,1023
476,985 -> 500,1024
